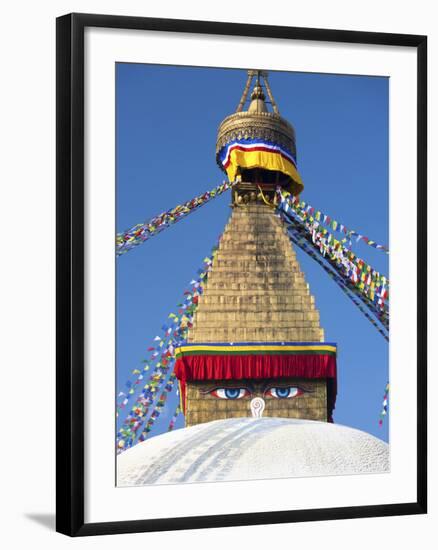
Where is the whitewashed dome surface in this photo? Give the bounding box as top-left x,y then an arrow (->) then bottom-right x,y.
117,417 -> 389,486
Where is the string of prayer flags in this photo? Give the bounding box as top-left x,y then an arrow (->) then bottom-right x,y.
287,225 -> 389,339
137,374 -> 178,442
278,191 -> 389,318
116,296 -> 198,447
279,189 -> 389,254
279,206 -> 389,325
116,239 -> 221,452
167,405 -> 181,432
281,213 -> 389,340
116,282 -> 199,415
116,180 -> 235,256
379,383 -> 390,426
284,205 -> 389,327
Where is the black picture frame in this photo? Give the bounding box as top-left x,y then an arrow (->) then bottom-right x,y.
56,12 -> 427,537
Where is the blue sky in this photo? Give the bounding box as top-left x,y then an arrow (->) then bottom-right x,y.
116,63 -> 389,443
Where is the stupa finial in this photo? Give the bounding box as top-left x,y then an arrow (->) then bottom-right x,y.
216,69 -> 303,195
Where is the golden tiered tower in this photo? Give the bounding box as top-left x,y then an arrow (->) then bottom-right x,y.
175,71 -> 337,427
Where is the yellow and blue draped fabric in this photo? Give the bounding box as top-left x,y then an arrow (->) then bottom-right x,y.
218,138 -> 304,192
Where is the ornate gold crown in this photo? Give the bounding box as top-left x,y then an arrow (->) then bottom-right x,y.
215,70 -> 301,195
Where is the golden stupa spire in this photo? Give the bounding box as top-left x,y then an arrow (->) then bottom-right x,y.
172,69 -> 335,428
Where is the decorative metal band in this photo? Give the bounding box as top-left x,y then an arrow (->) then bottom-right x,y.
216,111 -> 296,158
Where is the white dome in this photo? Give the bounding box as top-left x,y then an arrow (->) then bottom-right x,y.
117,417 -> 389,486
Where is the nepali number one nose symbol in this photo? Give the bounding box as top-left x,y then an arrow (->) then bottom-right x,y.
250,397 -> 265,418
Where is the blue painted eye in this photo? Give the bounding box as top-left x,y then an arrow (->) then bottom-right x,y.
210,388 -> 250,399
276,387 -> 292,398
225,388 -> 241,399
265,387 -> 302,399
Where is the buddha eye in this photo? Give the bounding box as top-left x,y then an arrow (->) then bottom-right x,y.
265,386 -> 303,399
209,388 -> 251,400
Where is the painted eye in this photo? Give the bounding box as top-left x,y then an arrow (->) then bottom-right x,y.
210,388 -> 250,399
265,387 -> 303,399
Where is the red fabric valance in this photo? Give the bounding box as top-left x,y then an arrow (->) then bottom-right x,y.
174,353 -> 336,382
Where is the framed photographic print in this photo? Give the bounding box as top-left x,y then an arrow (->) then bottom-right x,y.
56,13 -> 427,536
